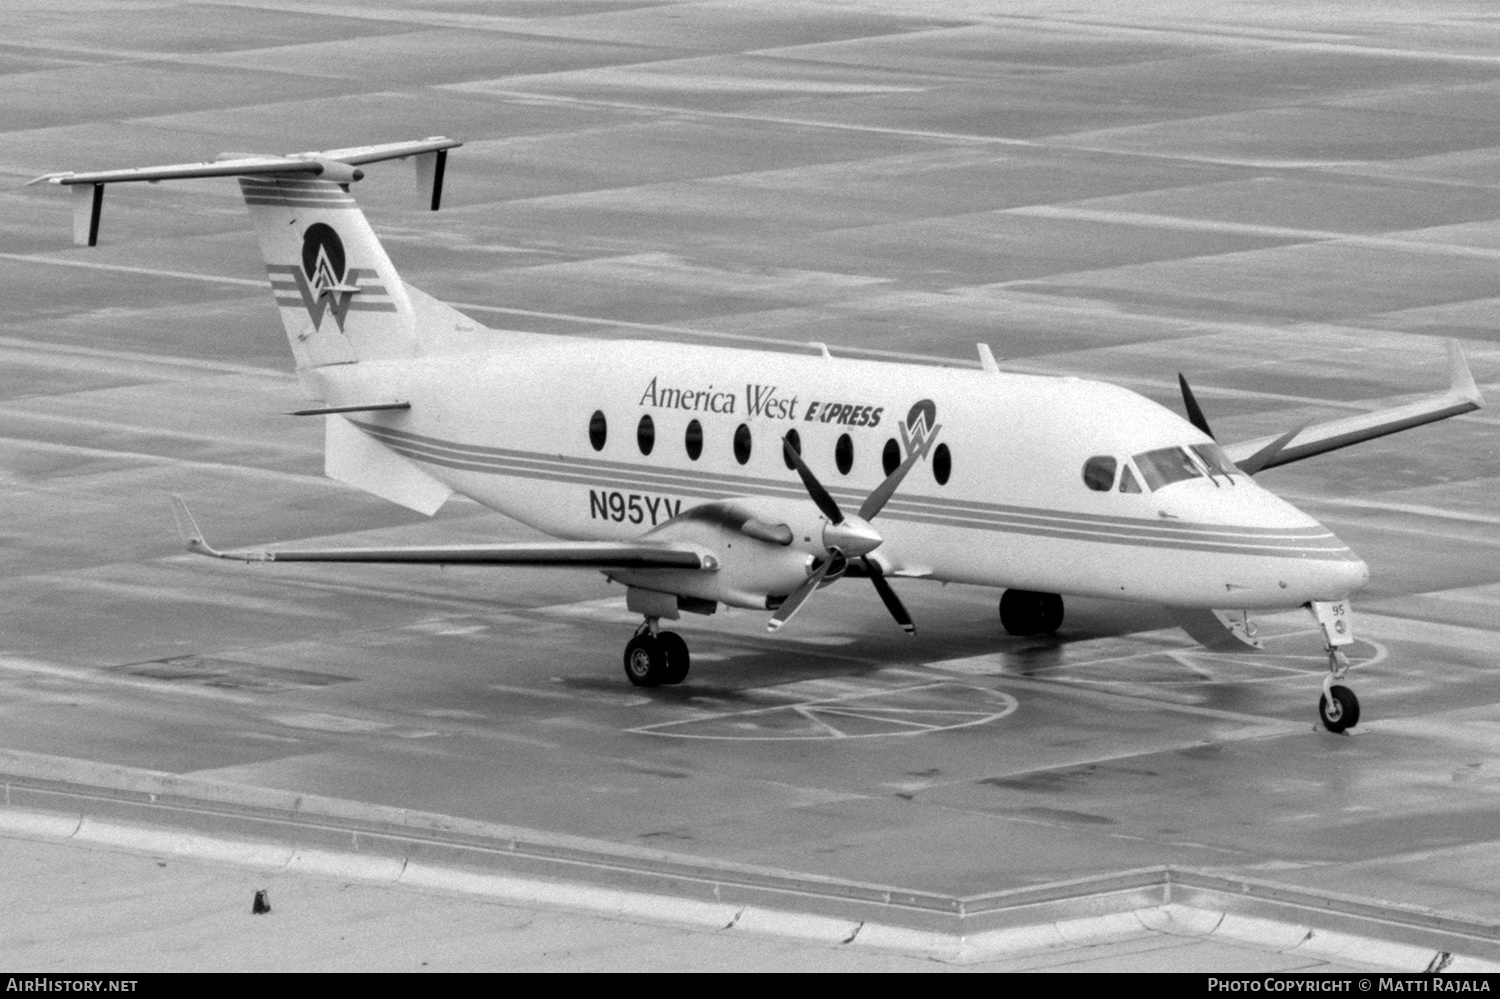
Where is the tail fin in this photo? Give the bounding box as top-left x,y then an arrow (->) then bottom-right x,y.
240,177 -> 415,369
30,137 -> 462,376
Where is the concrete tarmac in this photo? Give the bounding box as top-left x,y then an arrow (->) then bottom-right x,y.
2,0 -> 1500,972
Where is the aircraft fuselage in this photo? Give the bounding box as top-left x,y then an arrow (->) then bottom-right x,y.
313,337 -> 1370,613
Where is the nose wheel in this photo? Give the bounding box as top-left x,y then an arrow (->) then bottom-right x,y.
1308,601 -> 1360,733
1319,677 -> 1360,734
623,620 -> 690,687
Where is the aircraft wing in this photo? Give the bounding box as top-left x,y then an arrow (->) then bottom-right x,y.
1222,340 -> 1484,473
170,497 -> 718,571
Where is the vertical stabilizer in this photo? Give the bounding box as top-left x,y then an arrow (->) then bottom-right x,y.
238,177 -> 417,371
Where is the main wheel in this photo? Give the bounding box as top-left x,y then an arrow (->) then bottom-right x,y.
999,589 -> 1065,636
1318,685 -> 1360,733
623,633 -> 668,687
658,631 -> 690,685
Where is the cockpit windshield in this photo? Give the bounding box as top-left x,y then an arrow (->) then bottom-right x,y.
1133,446 -> 1205,491
1191,443 -> 1241,479
1188,441 -> 1236,477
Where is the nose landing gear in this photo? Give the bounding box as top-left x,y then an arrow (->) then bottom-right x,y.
623,618 -> 690,687
1308,601 -> 1359,733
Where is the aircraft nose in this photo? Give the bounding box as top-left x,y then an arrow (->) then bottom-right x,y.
1312,550 -> 1369,599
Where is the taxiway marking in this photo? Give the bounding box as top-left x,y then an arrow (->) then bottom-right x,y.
631,681 -> 1018,740
1003,205 -> 1500,262
12,249 -> 1486,443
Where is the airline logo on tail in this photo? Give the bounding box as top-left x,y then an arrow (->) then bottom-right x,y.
267,223 -> 398,331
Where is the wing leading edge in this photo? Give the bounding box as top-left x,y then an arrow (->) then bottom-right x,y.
169,497 -> 718,571
1221,340 -> 1484,473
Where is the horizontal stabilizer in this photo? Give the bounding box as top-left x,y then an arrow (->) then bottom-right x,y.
30,137 -> 461,245
1223,340 -> 1484,473
171,496 -> 718,570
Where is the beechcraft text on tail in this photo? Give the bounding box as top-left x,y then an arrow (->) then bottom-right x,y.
33,138 -> 1487,733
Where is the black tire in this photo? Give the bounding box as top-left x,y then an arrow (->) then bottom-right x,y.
659,631 -> 690,685
623,633 -> 667,687
1318,685 -> 1360,733
999,589 -> 1065,636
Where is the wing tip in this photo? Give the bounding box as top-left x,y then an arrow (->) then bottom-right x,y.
1447,339 -> 1484,409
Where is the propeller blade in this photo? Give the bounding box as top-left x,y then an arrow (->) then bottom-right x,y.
863,557 -> 915,635
782,434 -> 844,524
767,559 -> 833,632
1235,422 -> 1307,476
857,441 -> 924,522
1178,373 -> 1215,440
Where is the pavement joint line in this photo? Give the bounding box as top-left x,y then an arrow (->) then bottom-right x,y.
0,251 -> 266,288
1005,204 -> 1500,261
9,248 -> 1490,425
1,746 -> 1498,966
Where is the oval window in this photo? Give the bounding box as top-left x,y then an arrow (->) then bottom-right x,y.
588,410 -> 607,452
782,428 -> 801,469
882,438 -> 900,476
933,442 -> 952,485
733,423 -> 752,465
835,434 -> 854,475
637,414 -> 655,456
1082,455 -> 1116,491
684,419 -> 702,461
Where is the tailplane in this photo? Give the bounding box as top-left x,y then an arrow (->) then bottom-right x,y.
29,137 -> 463,375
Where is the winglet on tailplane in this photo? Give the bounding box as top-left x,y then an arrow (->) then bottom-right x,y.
30,137 -> 461,246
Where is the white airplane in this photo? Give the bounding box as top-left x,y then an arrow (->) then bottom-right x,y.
32,139 -> 1486,733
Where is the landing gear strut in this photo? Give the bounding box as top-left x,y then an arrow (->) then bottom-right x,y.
1308,600 -> 1359,733
1000,589 -> 1064,636
622,619 -> 690,688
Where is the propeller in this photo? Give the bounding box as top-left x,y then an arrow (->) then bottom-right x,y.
1178,373 -> 1214,440
1179,373 -> 1305,476
768,435 -> 921,634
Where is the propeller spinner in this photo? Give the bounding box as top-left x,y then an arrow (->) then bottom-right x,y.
768,435 -> 922,635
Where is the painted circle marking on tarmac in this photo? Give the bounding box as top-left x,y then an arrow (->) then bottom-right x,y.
631,681 -> 1018,740
1021,635 -> 1388,687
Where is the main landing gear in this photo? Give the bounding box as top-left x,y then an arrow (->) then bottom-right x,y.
999,589 -> 1064,636
1308,600 -> 1360,733
623,619 -> 690,688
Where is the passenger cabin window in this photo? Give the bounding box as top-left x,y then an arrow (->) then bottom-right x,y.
933,443 -> 951,485
783,429 -> 802,469
1082,455 -> 1116,492
1134,446 -> 1205,491
685,419 -> 703,461
835,434 -> 854,475
636,414 -> 655,456
882,439 -> 900,476
589,411 -> 607,452
733,423 -> 752,465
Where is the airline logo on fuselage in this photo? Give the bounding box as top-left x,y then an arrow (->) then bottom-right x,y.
638,377 -> 882,426
899,399 -> 941,460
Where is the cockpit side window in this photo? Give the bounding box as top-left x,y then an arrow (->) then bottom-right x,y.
1134,446 -> 1205,491
1118,464 -> 1142,494
1082,455 -> 1117,492
1191,443 -> 1240,478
